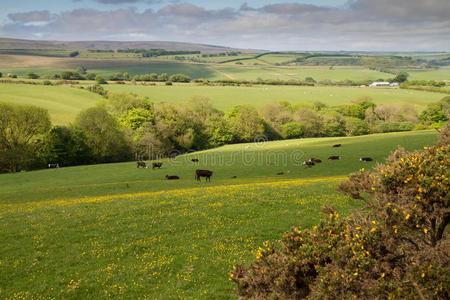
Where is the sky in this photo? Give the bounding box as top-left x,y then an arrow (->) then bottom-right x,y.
1,0 -> 449,51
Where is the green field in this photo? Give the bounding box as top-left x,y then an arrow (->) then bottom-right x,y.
105,83 -> 444,111
0,83 -> 102,125
0,131 -> 438,298
406,67 -> 450,81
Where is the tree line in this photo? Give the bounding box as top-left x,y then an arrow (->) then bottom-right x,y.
0,92 -> 448,173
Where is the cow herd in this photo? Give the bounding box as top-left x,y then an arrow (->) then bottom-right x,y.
136,159 -> 214,182
301,144 -> 373,170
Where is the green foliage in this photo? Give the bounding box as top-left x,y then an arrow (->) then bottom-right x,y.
76,65 -> 87,75
376,122 -> 415,133
95,75 -> 107,84
61,71 -> 83,80
321,112 -> 346,137
280,122 -> 305,139
86,73 -> 97,80
0,102 -> 51,173
69,51 -> 79,57
232,129 -> 450,299
86,84 -> 108,97
38,126 -> 93,166
392,71 -> 409,83
226,105 -> 266,143
26,71 -> 39,79
169,73 -> 191,82
74,105 -> 130,163
158,73 -> 169,82
419,105 -> 448,124
337,104 -> 366,119
345,117 -> 370,136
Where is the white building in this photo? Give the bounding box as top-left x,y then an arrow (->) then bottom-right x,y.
369,82 -> 390,87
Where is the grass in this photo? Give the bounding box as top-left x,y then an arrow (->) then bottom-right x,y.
0,130 -> 438,298
105,83 -> 444,111
405,67 -> 450,81
0,83 -> 102,125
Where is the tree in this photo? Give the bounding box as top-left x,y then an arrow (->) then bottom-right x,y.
169,73 -> 191,83
69,51 -> 79,57
26,72 -> 39,79
345,117 -> 369,136
39,126 -> 93,166
158,73 -> 169,81
280,122 -> 304,139
85,73 -> 97,80
304,77 -> 316,83
0,103 -> 51,172
226,105 -> 265,143
76,65 -> 87,74
95,75 -> 107,84
74,105 -> 130,163
321,111 -> 346,136
393,71 -> 409,83
419,105 -> 448,125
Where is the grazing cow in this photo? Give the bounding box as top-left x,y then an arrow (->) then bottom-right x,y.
277,172 -> 284,175
332,144 -> 342,148
232,176 -> 237,178
328,156 -> 340,160
191,158 -> 199,163
152,162 -> 163,169
166,175 -> 179,180
303,161 -> 315,168
48,163 -> 59,168
310,158 -> 322,164
360,157 -> 373,162
137,161 -> 148,168
196,169 -> 213,182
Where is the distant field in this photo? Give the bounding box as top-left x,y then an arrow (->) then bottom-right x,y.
406,67 -> 450,81
0,131 -> 438,298
0,54 -> 221,79
212,65 -> 389,81
0,83 -> 102,124
105,84 -> 444,111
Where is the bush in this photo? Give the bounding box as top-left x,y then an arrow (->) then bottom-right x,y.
376,122 -> 414,133
280,122 -> 304,139
345,117 -> 369,136
26,72 -> 40,79
165,81 -> 173,86
231,126 -> 450,299
43,80 -> 52,86
95,76 -> 107,84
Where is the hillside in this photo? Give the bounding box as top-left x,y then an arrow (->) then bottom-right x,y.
0,38 -> 254,53
0,131 -> 438,298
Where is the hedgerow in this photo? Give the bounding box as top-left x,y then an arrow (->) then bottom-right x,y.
231,125 -> 449,299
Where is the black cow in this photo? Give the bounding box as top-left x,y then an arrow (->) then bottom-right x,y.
231,176 -> 237,178
303,161 -> 315,168
137,161 -> 148,168
328,156 -> 340,160
166,175 -> 179,180
48,163 -> 59,168
310,158 -> 322,164
277,172 -> 284,175
196,169 -> 213,182
191,158 -> 199,163
152,162 -> 163,169
360,157 -> 373,162
332,144 -> 342,148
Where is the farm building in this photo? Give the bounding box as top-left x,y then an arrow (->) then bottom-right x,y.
369,82 -> 399,87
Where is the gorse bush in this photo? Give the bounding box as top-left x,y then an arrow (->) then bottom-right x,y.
231,126 -> 449,299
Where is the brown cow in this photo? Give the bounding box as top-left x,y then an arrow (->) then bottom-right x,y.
166,175 -> 179,180
328,156 -> 340,160
137,161 -> 148,168
360,157 -> 373,162
332,144 -> 342,148
196,169 -> 213,182
152,162 -> 163,169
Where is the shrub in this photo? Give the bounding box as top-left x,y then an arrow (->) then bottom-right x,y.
26,72 -> 39,79
231,126 -> 450,299
43,80 -> 52,86
95,76 -> 107,84
280,122 -> 304,139
376,121 -> 414,133
345,117 -> 369,136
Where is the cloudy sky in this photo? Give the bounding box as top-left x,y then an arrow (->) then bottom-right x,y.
1,0 -> 449,51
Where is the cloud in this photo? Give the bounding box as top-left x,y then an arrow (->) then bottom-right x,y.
8,11 -> 53,23
1,1 -> 449,51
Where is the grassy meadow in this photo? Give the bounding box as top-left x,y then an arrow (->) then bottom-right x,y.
0,131 -> 438,298
0,83 -> 102,125
105,83 -> 444,111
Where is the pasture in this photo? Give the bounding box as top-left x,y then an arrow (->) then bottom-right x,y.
0,83 -> 102,125
0,131 -> 438,298
105,83 -> 444,111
